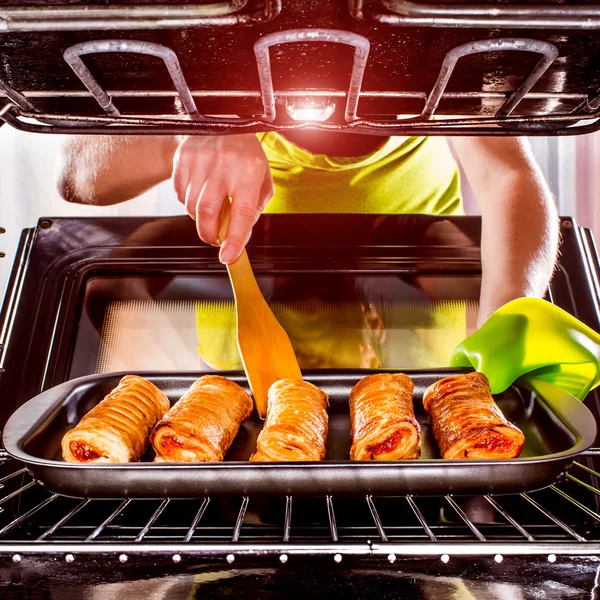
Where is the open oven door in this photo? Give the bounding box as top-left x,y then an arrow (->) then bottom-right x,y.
1,213 -> 599,431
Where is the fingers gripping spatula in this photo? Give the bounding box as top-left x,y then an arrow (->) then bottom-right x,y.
218,202 -> 302,418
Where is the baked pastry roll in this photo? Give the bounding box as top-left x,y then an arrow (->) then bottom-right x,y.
350,373 -> 420,460
62,375 -> 169,463
251,379 -> 328,462
151,375 -> 252,462
423,372 -> 525,460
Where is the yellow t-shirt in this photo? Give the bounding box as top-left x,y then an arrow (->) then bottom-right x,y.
197,134 -> 466,371
258,133 -> 463,215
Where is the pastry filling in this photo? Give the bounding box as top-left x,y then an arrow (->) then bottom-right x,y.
70,441 -> 103,462
366,431 -> 402,457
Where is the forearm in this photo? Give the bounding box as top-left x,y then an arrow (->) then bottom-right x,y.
478,170 -> 559,325
56,135 -> 178,205
451,136 -> 559,326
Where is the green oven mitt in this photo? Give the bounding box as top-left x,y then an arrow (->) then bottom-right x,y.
450,298 -> 600,401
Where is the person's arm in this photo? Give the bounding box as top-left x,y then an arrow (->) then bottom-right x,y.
56,133 -> 274,263
56,135 -> 179,206
450,137 -> 559,327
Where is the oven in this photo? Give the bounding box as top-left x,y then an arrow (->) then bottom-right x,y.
3,0 -> 600,596
0,214 -> 600,596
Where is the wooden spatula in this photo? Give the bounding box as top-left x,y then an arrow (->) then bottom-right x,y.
218,202 -> 302,418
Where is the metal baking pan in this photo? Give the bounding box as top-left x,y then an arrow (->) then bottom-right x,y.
3,369 -> 597,498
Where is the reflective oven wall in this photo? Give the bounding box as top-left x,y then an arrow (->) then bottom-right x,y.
70,274 -> 481,378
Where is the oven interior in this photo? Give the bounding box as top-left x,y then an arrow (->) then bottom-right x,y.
1,0 -> 600,136
2,0 -> 600,591
74,273 -> 480,377
0,215 -> 599,589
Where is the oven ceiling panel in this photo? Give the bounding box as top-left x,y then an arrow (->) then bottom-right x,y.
1,0 -> 600,134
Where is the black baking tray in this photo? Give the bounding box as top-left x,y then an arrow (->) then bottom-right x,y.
3,369 -> 597,498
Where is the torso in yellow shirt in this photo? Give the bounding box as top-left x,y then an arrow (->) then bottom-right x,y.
258,133 -> 463,215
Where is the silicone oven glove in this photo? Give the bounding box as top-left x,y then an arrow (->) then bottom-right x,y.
451,298 -> 600,401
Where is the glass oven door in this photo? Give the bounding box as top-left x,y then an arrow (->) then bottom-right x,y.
71,272 -> 481,378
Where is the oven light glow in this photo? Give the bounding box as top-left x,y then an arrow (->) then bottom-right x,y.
286,100 -> 335,122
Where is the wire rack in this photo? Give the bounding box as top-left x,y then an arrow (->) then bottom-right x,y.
2,450 -> 600,562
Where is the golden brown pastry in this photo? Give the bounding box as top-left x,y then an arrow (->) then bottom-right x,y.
349,373 -> 420,460
423,372 -> 525,459
62,375 -> 169,463
251,379 -> 328,462
151,375 -> 252,462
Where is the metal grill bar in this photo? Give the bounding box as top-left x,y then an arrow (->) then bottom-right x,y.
9,104 -> 593,128
567,473 -> 600,504
326,496 -> 339,542
350,0 -> 600,29
254,29 -> 370,122
63,40 -> 201,120
5,103 -> 597,137
445,497 -> 486,541
550,485 -> 600,523
521,493 -> 586,542
366,496 -> 388,542
583,92 -> 600,114
405,497 -> 437,541
184,498 -> 210,543
37,499 -> 91,541
483,495 -> 535,542
85,499 -> 132,542
0,79 -> 35,112
421,38 -> 558,120
0,1 -> 281,32
566,473 -> 600,496
136,499 -> 170,543
11,89 -> 587,102
0,481 -> 36,506
0,468 -> 27,484
0,494 -> 59,539
232,497 -> 249,543
283,496 -> 292,542
573,461 -> 600,479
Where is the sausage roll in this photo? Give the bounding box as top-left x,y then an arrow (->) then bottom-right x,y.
423,372 -> 525,460
251,379 -> 328,462
151,375 -> 252,462
349,373 -> 420,461
62,375 -> 169,463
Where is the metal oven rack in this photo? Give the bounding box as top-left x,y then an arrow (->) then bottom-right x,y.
2,449 -> 600,563
1,2 -> 600,136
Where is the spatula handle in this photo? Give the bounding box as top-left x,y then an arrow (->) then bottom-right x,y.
217,199 -> 232,247
217,199 -> 261,297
